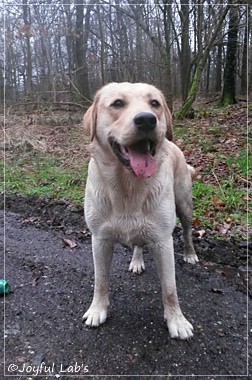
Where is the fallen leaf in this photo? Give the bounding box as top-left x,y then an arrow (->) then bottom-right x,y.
62,238 -> 77,249
22,217 -> 38,225
202,261 -> 216,268
216,220 -> 232,236
32,276 -> 41,287
192,217 -> 201,228
211,197 -> 225,209
194,229 -> 206,238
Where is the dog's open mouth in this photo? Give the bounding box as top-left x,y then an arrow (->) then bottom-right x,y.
109,138 -> 157,178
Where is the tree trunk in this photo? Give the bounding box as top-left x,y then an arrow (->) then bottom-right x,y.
179,0 -> 191,102
205,55 -> 211,95
0,65 -> 3,102
241,5 -> 249,95
220,4 -> 238,106
177,60 -> 204,118
97,5 -> 105,85
162,2 -> 173,110
215,43 -> 222,93
124,3 -> 173,109
22,0 -> 33,100
176,5 -> 230,118
63,1 -> 74,99
74,0 -> 91,102
115,2 -> 129,81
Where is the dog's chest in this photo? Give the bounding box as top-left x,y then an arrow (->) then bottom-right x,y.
99,198 -> 175,247
104,212 -> 156,247
85,169 -> 176,246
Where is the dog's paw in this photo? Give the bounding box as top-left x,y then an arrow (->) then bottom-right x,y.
183,253 -> 199,265
129,247 -> 145,274
129,258 -> 145,274
83,305 -> 108,327
166,314 -> 194,340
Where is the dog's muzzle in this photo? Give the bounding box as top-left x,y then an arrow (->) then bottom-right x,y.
133,112 -> 157,133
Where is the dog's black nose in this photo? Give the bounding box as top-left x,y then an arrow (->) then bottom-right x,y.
134,112 -> 157,133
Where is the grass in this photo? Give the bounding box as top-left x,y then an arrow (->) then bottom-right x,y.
226,149 -> 249,176
193,180 -> 248,227
192,147 -> 250,237
1,155 -> 88,205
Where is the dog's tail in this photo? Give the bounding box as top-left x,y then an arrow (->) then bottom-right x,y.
187,165 -> 197,181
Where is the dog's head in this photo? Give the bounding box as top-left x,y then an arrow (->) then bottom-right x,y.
84,82 -> 172,178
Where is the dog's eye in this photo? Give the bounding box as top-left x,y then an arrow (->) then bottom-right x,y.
111,99 -> 125,108
150,100 -> 160,108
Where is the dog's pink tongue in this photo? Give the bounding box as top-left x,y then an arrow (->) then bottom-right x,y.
127,149 -> 156,178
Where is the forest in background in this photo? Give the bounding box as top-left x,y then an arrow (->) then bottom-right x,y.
1,1 -> 250,238
1,1 -> 251,117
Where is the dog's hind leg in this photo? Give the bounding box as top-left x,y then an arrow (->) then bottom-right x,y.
177,207 -> 198,264
129,246 -> 145,274
175,180 -> 198,264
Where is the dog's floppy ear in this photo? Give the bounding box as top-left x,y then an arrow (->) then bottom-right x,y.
162,98 -> 173,141
83,92 -> 100,141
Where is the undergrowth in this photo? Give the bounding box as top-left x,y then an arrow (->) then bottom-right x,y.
1,104 -> 250,238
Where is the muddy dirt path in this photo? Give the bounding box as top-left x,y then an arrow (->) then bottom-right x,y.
0,195 -> 251,379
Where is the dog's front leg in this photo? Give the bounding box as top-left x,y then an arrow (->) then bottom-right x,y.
83,236 -> 114,327
150,237 -> 194,340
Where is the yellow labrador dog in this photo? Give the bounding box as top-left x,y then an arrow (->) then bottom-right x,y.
83,82 -> 198,339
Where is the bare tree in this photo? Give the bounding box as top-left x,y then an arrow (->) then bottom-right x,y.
220,3 -> 239,106
125,2 -> 173,108
1,2 -> 250,107
74,0 -> 92,102
22,0 -> 33,99
240,5 -> 250,95
177,4 -> 230,118
215,42 -> 223,93
159,1 -> 173,110
179,0 -> 191,101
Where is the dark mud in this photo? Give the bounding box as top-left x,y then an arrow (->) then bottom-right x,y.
0,194 -> 251,379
